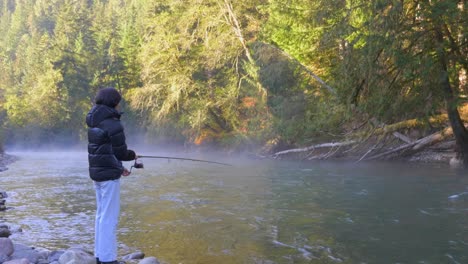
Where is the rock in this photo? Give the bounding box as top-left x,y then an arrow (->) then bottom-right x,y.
0,223 -> 23,234
58,248 -> 96,264
0,254 -> 9,263
3,258 -> 31,264
12,244 -> 32,251
0,205 -> 6,211
0,199 -> 5,205
449,157 -> 462,168
11,244 -> 41,264
0,238 -> 14,257
0,191 -> 7,199
10,226 -> 23,234
122,252 -> 145,261
37,259 -> 50,264
48,250 -> 65,262
138,257 -> 160,264
34,248 -> 52,264
0,227 -> 12,237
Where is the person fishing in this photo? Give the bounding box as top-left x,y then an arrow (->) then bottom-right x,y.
86,87 -> 136,264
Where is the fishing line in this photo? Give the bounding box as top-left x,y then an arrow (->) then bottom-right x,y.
138,155 -> 232,166
129,154 -> 232,173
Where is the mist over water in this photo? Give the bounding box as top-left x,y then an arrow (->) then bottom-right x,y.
2,150 -> 468,264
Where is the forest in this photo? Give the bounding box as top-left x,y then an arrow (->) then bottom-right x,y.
0,0 -> 466,163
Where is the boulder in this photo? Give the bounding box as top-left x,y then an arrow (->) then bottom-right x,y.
34,247 -> 52,264
0,254 -> 9,263
0,227 -> 12,237
37,259 -> 50,264
11,244 -> 41,264
58,248 -> 96,264
0,191 -> 7,199
0,238 -> 14,256
122,252 -> 145,261
138,257 -> 160,264
3,259 -> 31,264
48,250 -> 65,263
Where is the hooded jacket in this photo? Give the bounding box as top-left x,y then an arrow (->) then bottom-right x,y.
86,104 -> 136,182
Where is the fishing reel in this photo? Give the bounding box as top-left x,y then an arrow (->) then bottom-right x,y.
129,158 -> 144,173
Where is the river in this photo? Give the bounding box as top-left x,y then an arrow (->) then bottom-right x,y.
1,151 -> 468,264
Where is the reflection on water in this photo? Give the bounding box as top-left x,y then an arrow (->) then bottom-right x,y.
1,151 -> 468,263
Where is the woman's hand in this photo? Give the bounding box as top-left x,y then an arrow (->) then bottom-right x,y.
122,167 -> 131,176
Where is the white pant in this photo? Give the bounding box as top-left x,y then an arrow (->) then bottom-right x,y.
94,179 -> 120,262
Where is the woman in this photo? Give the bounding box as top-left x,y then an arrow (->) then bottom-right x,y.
86,87 -> 136,264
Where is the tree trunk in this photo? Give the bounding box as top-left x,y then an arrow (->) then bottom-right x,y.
436,29 -> 468,166
442,75 -> 468,165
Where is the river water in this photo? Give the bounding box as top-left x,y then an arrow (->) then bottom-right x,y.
1,151 -> 468,264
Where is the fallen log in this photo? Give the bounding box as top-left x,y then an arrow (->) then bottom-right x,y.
273,141 -> 356,157
364,127 -> 453,161
272,122 -> 459,161
392,132 -> 412,143
412,127 -> 453,151
362,140 -> 420,161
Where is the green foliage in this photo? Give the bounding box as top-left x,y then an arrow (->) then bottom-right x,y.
336,0 -> 466,123
0,0 -> 465,150
127,0 -> 269,146
0,0 -> 147,144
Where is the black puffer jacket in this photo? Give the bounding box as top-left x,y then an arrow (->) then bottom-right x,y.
86,104 -> 136,182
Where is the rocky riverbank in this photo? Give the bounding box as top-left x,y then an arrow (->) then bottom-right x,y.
0,221 -> 162,264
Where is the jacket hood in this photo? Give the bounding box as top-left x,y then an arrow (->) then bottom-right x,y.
86,105 -> 122,127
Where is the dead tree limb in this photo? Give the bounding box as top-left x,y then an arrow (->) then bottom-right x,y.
412,127 -> 453,151
364,127 -> 453,161
222,0 -> 254,64
363,141 -> 421,161
273,141 -> 356,157
356,144 -> 378,162
393,132 -> 413,143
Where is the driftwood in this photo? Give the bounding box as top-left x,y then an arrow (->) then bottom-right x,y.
306,144 -> 345,160
272,125 -> 456,162
268,100 -> 468,163
273,141 -> 356,157
364,127 -> 453,161
392,132 -> 412,143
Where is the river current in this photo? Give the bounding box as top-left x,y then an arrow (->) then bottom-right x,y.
1,151 -> 468,264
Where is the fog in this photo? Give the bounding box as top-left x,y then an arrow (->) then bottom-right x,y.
4,133 -> 247,169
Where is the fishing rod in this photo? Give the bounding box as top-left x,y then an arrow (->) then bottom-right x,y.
138,155 -> 232,166
129,155 -> 232,172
